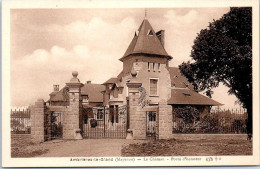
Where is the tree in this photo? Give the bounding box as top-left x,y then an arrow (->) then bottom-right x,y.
179,8 -> 252,138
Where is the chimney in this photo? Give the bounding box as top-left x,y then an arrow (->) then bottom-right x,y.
156,30 -> 165,47
53,85 -> 59,92
87,81 -> 91,84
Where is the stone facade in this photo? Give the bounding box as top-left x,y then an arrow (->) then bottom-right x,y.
31,99 -> 45,143
126,70 -> 172,140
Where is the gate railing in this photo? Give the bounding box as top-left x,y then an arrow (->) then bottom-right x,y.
11,107 -> 31,134
44,111 -> 63,141
173,107 -> 247,134
50,112 -> 63,140
82,105 -> 127,138
146,111 -> 156,138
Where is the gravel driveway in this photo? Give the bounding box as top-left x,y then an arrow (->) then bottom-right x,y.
38,139 -> 146,157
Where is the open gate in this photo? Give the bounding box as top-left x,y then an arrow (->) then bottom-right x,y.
82,105 -> 127,138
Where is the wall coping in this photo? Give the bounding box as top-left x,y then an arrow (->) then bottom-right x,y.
11,134 -> 31,136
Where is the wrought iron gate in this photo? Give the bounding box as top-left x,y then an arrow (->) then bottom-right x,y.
82,105 -> 127,138
44,111 -> 63,141
44,113 -> 50,141
50,112 -> 63,140
146,111 -> 156,138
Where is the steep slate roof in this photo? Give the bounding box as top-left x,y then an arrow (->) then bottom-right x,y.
168,67 -> 194,90
50,84 -> 105,103
50,87 -> 69,102
120,19 -> 172,61
168,89 -> 222,106
81,83 -> 105,102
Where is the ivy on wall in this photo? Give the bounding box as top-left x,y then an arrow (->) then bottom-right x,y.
173,106 -> 200,123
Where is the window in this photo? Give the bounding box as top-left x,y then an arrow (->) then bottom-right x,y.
150,79 -> 158,96
147,111 -> 156,121
147,29 -> 153,36
153,63 -> 155,72
82,95 -> 89,103
148,62 -> 150,71
97,109 -> 103,120
183,93 -> 191,96
158,63 -> 160,72
115,105 -> 119,123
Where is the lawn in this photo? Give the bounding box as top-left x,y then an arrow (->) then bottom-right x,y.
121,134 -> 252,156
11,138 -> 49,158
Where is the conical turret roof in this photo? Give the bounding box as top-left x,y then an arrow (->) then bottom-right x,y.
120,19 -> 172,61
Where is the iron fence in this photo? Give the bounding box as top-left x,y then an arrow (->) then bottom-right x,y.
173,107 -> 247,134
11,108 -> 31,134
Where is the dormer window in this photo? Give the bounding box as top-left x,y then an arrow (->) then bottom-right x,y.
135,30 -> 139,36
183,93 -> 191,96
147,29 -> 153,36
171,83 -> 176,87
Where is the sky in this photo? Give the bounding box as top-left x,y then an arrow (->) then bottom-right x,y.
10,8 -> 242,109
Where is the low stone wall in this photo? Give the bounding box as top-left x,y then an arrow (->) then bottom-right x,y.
11,134 -> 31,144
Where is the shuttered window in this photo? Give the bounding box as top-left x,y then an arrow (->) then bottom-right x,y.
150,79 -> 158,95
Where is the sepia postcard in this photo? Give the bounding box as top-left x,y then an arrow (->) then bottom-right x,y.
1,0 -> 260,167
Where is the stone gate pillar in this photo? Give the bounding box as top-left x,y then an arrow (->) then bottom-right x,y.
31,99 -> 45,143
158,100 -> 173,139
64,71 -> 83,139
126,70 -> 146,139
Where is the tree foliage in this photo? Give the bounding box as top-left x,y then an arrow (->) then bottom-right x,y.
179,8 -> 252,134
